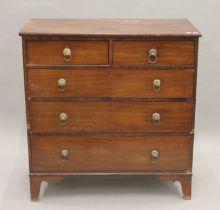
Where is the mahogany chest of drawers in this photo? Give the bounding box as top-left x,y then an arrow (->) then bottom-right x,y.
19,19 -> 201,201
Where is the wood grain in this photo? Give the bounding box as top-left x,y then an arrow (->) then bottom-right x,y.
28,69 -> 194,98
113,41 -> 195,65
31,135 -> 192,172
19,19 -> 201,37
29,102 -> 193,133
26,40 -> 109,65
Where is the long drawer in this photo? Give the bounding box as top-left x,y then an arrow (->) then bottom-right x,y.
113,40 -> 195,65
28,69 -> 194,98
26,40 -> 109,65
29,102 -> 193,133
31,135 -> 192,172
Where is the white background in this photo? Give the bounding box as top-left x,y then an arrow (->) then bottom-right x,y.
0,0 -> 220,209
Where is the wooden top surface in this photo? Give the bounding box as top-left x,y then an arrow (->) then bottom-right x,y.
19,19 -> 201,37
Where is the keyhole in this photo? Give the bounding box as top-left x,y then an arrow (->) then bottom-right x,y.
108,70 -> 112,78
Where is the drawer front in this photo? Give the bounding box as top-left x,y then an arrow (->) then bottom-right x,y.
29,102 -> 193,133
28,69 -> 194,98
26,41 -> 109,65
113,41 -> 195,65
31,136 -> 192,172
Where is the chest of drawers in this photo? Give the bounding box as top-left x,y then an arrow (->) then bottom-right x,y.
19,19 -> 201,201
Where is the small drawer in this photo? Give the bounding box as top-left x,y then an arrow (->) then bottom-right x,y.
28,69 -> 194,98
31,135 -> 192,172
113,40 -> 195,65
29,102 -> 193,133
26,40 -> 109,65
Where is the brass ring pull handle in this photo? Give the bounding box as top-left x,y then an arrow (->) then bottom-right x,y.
151,149 -> 160,163
153,79 -> 161,92
152,113 -> 160,125
148,48 -> 157,63
59,112 -> 68,125
60,149 -> 69,160
63,47 -> 72,61
57,78 -> 66,91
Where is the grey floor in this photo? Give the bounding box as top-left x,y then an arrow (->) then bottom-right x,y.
0,118 -> 220,210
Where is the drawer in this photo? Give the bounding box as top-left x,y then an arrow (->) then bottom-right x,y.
26,41 -> 109,65
113,41 -> 195,65
31,135 -> 192,172
28,69 -> 194,98
29,102 -> 193,133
